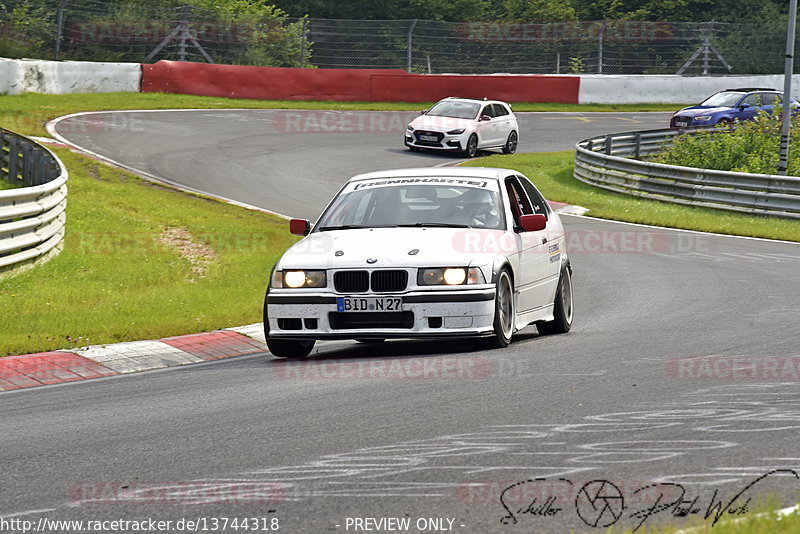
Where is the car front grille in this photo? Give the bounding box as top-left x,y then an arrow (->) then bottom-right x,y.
334,270 -> 369,293
414,130 -> 444,147
671,115 -> 691,127
371,270 -> 408,292
333,269 -> 408,293
328,311 -> 414,330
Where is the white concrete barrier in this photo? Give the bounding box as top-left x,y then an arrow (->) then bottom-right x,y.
1,56 -> 798,105
0,58 -> 140,95
0,58 -> 20,94
579,74 -> 800,104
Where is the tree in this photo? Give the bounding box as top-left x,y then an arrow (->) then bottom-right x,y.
502,0 -> 577,21
274,0 -> 488,21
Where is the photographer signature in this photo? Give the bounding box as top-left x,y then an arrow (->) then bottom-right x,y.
499,469 -> 799,531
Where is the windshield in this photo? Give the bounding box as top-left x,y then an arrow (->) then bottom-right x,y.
425,100 -> 482,119
699,92 -> 745,108
316,182 -> 505,230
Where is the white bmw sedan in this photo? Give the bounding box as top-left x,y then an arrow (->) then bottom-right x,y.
264,168 -> 572,358
404,97 -> 519,157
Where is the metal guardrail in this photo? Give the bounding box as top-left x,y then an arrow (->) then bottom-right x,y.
0,128 -> 68,274
574,127 -> 800,219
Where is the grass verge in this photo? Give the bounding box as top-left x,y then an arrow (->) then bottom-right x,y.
0,149 -> 297,356
0,179 -> 20,190
0,92 -> 679,137
463,151 -> 800,242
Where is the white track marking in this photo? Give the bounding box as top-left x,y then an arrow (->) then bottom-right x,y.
0,508 -> 57,519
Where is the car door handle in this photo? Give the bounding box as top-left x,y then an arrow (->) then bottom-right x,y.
542,237 -> 548,244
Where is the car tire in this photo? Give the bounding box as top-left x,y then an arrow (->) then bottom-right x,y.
263,289 -> 316,358
488,268 -> 515,348
538,264 -> 573,335
502,131 -> 518,154
717,118 -> 733,131
266,338 -> 315,359
464,134 -> 478,158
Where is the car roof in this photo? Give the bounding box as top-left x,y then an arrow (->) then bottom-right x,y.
723,88 -> 779,93
348,167 -> 515,183
438,96 -> 509,105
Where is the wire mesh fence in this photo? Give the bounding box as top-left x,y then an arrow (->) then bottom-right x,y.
0,0 -> 791,75
302,19 -> 792,75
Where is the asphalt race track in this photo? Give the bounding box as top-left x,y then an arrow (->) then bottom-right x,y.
2,111 -> 799,533
51,110 -> 668,219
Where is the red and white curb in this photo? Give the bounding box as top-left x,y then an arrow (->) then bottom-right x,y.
0,325 -> 267,392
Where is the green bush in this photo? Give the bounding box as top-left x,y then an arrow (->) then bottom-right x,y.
655,112 -> 800,175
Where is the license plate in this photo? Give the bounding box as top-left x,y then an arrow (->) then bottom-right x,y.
675,121 -> 688,127
418,134 -> 438,142
337,296 -> 403,312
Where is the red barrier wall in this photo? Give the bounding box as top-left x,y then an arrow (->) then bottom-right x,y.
369,73 -> 579,103
141,61 -> 580,103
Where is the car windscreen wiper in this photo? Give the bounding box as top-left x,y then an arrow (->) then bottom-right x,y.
395,222 -> 473,228
316,225 -> 371,231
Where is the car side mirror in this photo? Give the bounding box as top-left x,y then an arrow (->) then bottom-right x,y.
518,214 -> 547,232
739,104 -> 751,109
289,218 -> 311,236
421,109 -> 428,115
479,115 -> 491,122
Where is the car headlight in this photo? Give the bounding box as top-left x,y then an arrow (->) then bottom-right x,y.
273,270 -> 326,289
406,124 -> 414,132
418,267 -> 485,286
447,128 -> 465,135
694,116 -> 712,122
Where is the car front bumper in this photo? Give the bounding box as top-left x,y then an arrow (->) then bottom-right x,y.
267,288 -> 496,340
404,131 -> 466,151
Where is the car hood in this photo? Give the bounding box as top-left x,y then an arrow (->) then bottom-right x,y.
409,115 -> 474,132
674,106 -> 731,117
278,227 -> 504,270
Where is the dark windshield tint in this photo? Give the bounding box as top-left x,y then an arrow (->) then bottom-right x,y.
317,184 -> 505,230
700,92 -> 745,108
426,101 -> 482,119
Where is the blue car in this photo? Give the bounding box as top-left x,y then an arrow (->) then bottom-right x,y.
670,88 -> 798,129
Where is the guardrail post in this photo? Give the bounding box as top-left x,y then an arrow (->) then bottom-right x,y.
21,142 -> 33,186
34,151 -> 46,186
0,132 -> 7,178
8,137 -> 20,183
604,135 -> 612,155
634,133 -> 642,159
